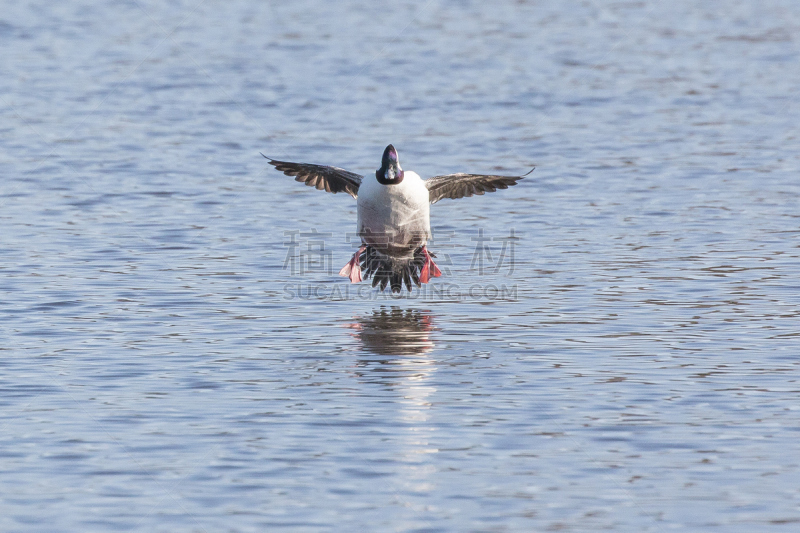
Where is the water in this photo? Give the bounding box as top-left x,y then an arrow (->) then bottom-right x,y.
2,0 -> 800,531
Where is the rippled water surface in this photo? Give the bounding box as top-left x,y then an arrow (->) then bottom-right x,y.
3,1 -> 800,531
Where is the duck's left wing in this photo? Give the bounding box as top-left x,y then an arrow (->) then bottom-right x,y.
264,154 -> 362,199
425,168 -> 533,204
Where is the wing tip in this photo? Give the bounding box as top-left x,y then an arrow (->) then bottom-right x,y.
261,152 -> 281,167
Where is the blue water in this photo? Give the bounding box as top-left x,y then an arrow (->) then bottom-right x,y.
2,1 -> 800,531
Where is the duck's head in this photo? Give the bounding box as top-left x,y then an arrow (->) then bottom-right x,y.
376,144 -> 404,185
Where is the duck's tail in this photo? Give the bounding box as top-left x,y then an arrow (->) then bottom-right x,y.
339,245 -> 442,293
359,246 -> 422,293
364,245 -> 446,293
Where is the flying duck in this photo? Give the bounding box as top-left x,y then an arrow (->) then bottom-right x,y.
266,145 -> 531,293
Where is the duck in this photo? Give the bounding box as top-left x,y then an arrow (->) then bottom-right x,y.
265,144 -> 531,293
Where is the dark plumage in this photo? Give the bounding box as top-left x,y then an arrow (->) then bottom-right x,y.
425,168 -> 535,204
262,154 -> 362,198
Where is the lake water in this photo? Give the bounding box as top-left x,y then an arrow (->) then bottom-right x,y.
2,1 -> 800,531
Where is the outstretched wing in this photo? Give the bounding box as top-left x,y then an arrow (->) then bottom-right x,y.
263,154 -> 362,199
425,168 -> 533,204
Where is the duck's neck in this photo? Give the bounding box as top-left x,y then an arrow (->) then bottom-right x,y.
376,168 -> 404,185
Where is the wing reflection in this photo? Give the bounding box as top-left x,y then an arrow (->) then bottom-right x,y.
349,307 -> 436,356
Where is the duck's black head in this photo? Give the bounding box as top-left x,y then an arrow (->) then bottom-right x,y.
376,144 -> 404,185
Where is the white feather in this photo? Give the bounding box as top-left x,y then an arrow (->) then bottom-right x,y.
357,170 -> 430,256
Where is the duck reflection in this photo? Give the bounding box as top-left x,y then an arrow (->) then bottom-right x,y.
348,308 -> 440,491
350,307 -> 436,356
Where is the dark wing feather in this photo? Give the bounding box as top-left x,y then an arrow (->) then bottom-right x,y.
425,168 -> 533,204
263,154 -> 362,199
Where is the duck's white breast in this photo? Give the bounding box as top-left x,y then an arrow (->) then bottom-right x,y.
357,171 -> 431,250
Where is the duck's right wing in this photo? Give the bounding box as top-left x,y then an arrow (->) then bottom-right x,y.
425,168 -> 533,204
263,154 -> 362,199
